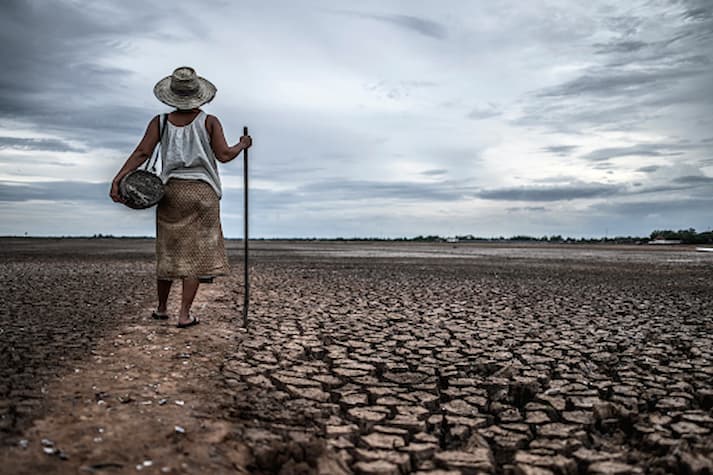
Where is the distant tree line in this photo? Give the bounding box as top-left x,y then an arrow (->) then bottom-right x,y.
6,229 -> 712,244
310,229 -> 713,244
649,228 -> 713,244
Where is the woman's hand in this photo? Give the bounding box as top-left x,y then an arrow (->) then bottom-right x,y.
239,134 -> 252,151
110,179 -> 125,203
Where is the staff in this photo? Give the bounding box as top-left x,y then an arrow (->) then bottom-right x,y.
243,126 -> 249,328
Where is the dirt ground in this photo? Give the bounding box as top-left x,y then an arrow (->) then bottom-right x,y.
0,239 -> 712,474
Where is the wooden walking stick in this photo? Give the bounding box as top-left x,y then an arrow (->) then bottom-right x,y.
242,126 -> 249,328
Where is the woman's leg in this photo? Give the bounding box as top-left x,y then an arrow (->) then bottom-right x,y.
178,277 -> 200,324
157,279 -> 172,314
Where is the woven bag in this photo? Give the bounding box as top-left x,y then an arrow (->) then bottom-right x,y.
120,114 -> 168,209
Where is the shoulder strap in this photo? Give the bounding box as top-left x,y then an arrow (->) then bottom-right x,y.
145,114 -> 168,173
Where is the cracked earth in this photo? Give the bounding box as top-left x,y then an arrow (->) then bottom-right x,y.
1,239 -> 712,474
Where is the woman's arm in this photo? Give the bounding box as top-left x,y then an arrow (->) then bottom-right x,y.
206,114 -> 252,163
110,116 -> 161,203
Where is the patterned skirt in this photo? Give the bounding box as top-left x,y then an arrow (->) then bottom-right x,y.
156,179 -> 230,280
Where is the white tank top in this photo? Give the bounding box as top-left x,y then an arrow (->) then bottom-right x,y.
159,111 -> 222,198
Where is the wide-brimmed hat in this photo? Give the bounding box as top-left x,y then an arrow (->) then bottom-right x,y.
153,66 -> 216,110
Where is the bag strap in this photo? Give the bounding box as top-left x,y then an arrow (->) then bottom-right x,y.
145,113 -> 168,173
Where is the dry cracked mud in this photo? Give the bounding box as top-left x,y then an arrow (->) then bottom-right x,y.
1,239 -> 712,474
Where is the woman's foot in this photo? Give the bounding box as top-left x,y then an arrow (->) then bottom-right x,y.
152,310 -> 169,320
176,316 -> 200,328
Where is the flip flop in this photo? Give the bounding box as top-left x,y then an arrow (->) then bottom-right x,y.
176,316 -> 200,329
152,311 -> 169,320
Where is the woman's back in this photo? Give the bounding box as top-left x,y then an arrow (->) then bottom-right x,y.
160,109 -> 222,198
167,109 -> 201,127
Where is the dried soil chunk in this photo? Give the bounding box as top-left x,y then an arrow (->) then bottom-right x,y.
286,385 -> 330,402
537,423 -> 583,439
361,433 -> 406,450
526,411 -> 551,424
389,414 -> 427,432
326,424 -> 360,440
514,465 -> 556,475
656,397 -> 689,411
670,421 -> 710,436
587,460 -> 644,475
354,449 -> 411,473
442,399 -> 479,417
348,408 -> 388,430
434,449 -> 494,474
354,459 -> 400,475
399,442 -> 438,463
514,451 -> 577,475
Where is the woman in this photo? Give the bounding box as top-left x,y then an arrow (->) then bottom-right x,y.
110,66 -> 252,328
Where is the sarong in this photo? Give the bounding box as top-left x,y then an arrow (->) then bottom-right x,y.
156,179 -> 230,279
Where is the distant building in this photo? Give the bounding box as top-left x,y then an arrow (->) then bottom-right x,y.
649,239 -> 683,245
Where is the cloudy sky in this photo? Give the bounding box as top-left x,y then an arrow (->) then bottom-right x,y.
1,0 -> 711,238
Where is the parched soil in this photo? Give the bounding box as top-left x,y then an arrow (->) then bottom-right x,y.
0,239 -> 712,474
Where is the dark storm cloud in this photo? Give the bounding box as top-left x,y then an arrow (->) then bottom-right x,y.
671,175 -> 713,185
421,169 -> 447,176
597,197 -> 713,216
518,0 -> 713,135
594,40 -> 649,54
0,156 -> 77,168
0,1 -> 199,150
478,173 -> 711,204
581,144 -> 686,162
0,180 -> 109,202
0,137 -> 83,152
335,11 -> 447,39
478,183 -> 621,202
636,165 -> 660,173
506,206 -> 547,213
297,179 -> 471,202
676,0 -> 713,21
0,2 -> 132,100
537,65 -> 707,98
0,177 -> 474,207
542,145 -> 578,156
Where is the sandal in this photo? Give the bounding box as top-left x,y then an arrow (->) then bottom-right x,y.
177,316 -> 200,329
152,311 -> 169,320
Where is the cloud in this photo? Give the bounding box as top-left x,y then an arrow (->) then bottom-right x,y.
0,1 -> 711,238
506,206 -> 547,213
542,145 -> 578,157
537,65 -> 707,98
478,182 -> 621,202
296,179 -> 473,202
365,80 -> 438,101
594,40 -> 649,55
0,1 -> 203,151
0,137 -> 83,153
597,197 -> 713,216
337,11 -> 447,39
580,144 -> 687,162
678,1 -> 713,21
467,104 -> 500,120
671,175 -> 713,185
0,180 -> 109,202
515,0 -> 713,138
636,165 -> 660,173
420,169 -> 447,176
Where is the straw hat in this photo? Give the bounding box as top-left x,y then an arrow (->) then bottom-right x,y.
153,66 -> 216,110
